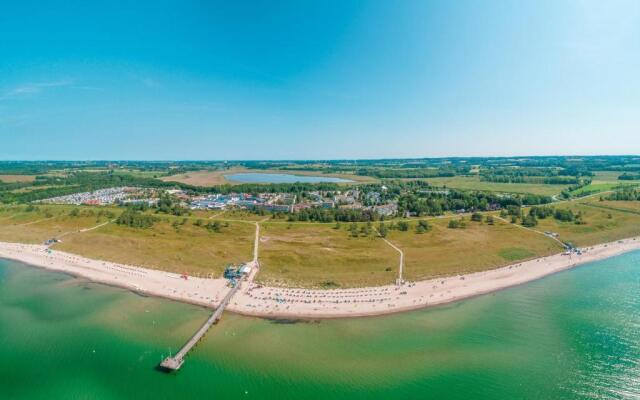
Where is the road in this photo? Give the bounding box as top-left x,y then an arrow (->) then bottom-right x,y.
253,221 -> 261,265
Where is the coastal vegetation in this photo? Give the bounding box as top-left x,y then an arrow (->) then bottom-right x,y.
2,198 -> 640,287
2,158 -> 640,287
257,223 -> 398,287
54,217 -> 255,276
530,200 -> 640,247
0,205 -> 113,244
116,209 -> 158,228
387,217 -> 562,281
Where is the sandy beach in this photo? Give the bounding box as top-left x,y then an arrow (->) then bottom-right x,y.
2,237 -> 640,319
0,242 -> 231,309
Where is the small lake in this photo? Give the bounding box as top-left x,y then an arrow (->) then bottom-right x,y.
224,173 -> 354,184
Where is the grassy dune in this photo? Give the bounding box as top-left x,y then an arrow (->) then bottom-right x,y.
0,206 -> 111,244
386,218 -> 562,282
54,219 -> 255,277
257,223 -> 399,288
3,199 -> 640,288
533,201 -> 640,247
591,201 -> 640,214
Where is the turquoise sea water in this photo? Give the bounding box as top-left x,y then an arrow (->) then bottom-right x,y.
1,251 -> 640,399
224,172 -> 354,183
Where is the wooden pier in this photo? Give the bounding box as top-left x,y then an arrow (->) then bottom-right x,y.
159,282 -> 241,371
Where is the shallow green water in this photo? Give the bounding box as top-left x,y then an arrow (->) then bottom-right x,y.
2,251 -> 640,399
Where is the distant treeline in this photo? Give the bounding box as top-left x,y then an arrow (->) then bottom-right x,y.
4,157 -> 640,184
241,156 -> 639,172
355,167 -> 460,179
397,190 -> 552,217
3,156 -> 640,177
618,173 -> 640,181
286,208 -> 380,223
481,175 -> 581,185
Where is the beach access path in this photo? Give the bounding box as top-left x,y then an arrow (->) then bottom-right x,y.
373,227 -> 404,285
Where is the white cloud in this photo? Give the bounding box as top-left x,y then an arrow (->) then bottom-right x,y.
0,79 -> 75,101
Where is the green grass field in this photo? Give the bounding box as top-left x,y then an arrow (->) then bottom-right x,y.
3,199 -> 640,288
0,205 -> 112,244
418,176 -> 569,196
591,171 -> 625,181
385,218 -> 562,282
53,217 -> 255,277
531,200 -> 640,247
257,223 -> 398,288
570,183 -> 621,196
570,171 -> 640,196
590,200 -> 640,214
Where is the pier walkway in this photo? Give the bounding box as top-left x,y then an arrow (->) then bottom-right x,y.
160,220 -> 263,371
160,282 -> 241,371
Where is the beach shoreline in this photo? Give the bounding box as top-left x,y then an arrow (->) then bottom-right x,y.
0,242 -> 232,310
2,237 -> 640,319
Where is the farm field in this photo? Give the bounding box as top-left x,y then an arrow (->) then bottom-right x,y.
569,171 -> 640,196
0,175 -> 37,183
570,183 -> 622,196
590,171 -> 640,183
160,168 -> 238,186
419,176 -> 568,196
257,223 -> 398,288
10,185 -> 70,193
385,218 -> 562,282
110,169 -> 169,179
591,171 -> 625,181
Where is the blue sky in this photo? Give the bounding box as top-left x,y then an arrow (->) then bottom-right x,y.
1,0 -> 639,160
